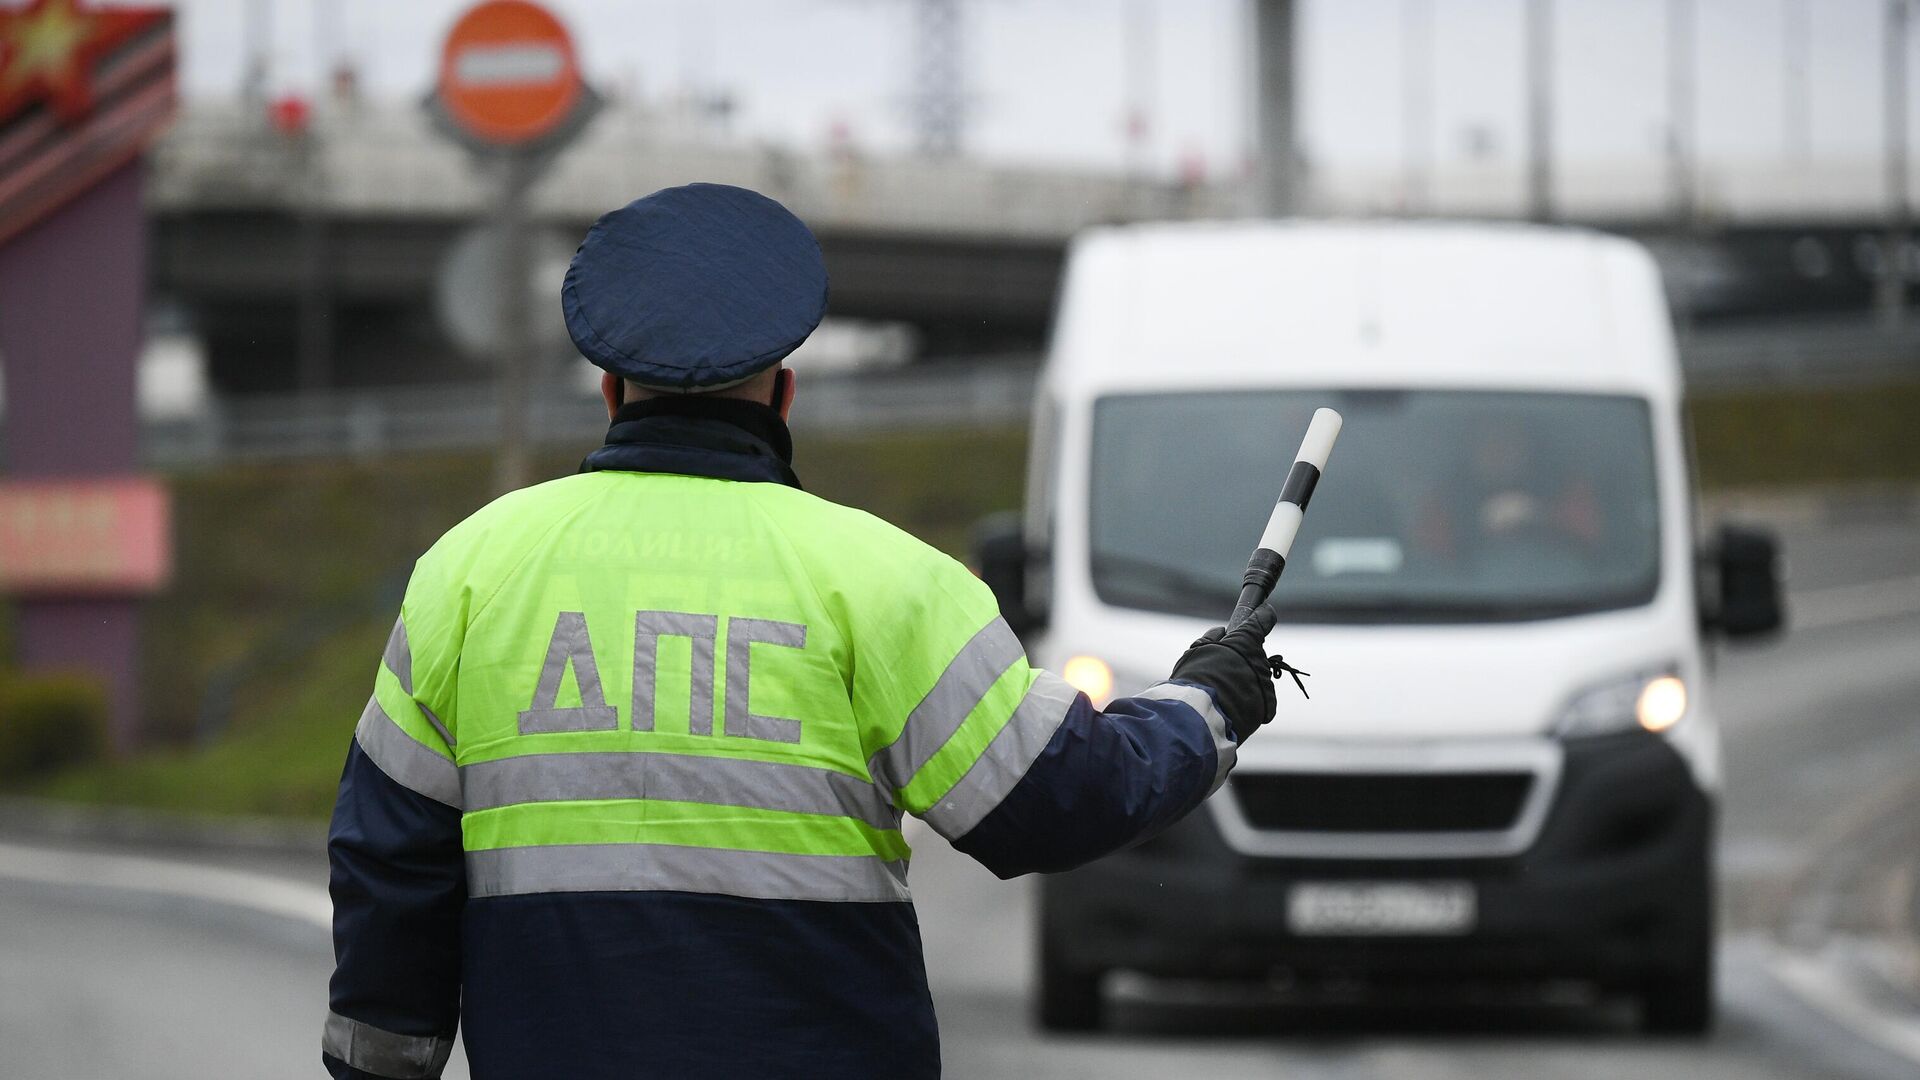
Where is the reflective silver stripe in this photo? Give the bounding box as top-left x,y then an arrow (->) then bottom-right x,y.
1137,681 -> 1238,792
466,843 -> 911,903
868,617 -> 1025,791
418,702 -> 456,749
460,751 -> 899,830
322,1010 -> 454,1079
355,696 -> 460,807
382,617 -> 412,694
385,616 -> 456,746
923,670 -> 1077,841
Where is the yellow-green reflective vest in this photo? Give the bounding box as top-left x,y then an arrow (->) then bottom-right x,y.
353,470 -> 1075,903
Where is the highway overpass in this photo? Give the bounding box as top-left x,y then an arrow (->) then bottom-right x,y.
148,103 -> 1920,394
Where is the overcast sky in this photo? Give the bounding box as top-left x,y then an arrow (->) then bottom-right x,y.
170,0 -> 1911,176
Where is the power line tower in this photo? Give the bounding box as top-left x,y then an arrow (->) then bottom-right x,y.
909,0 -> 966,157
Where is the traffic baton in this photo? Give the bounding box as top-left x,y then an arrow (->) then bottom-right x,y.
1225,407 -> 1344,633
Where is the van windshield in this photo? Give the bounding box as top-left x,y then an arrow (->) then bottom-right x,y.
1089,389 -> 1661,623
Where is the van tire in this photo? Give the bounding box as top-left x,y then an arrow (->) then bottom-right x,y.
1640,961 -> 1713,1035
1034,926 -> 1104,1032
1641,873 -> 1715,1036
1034,880 -> 1106,1032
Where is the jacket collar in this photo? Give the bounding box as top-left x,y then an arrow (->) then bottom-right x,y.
579,396 -> 802,488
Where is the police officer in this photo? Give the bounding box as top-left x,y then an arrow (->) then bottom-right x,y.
323,183 -> 1285,1080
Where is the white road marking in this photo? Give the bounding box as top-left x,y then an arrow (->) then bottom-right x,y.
1772,770 -> 1920,942
1791,573 -> 1920,631
1764,943 -> 1920,1067
0,841 -> 332,930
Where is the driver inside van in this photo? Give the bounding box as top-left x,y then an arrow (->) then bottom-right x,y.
1415,419 -> 1605,565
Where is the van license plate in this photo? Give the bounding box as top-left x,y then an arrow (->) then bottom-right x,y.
1286,882 -> 1476,936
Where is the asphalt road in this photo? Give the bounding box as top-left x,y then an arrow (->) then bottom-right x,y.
2,509 -> 1916,1079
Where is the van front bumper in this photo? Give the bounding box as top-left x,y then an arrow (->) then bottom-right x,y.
1043,730 -> 1711,987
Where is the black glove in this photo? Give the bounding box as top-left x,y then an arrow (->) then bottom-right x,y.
1167,603 -> 1308,743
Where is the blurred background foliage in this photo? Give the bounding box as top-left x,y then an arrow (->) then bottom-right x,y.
0,670 -> 108,782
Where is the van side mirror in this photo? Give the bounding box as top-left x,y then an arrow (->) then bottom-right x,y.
1704,523 -> 1784,640
970,512 -> 1044,636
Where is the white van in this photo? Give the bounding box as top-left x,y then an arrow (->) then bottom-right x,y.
973,222 -> 1783,1036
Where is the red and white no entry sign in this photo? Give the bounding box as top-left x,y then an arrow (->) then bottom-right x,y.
435,0 -> 584,148
426,0 -> 599,494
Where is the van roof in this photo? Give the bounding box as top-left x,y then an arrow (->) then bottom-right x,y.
1049,220 -> 1678,397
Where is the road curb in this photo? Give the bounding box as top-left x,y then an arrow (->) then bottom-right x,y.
0,797 -> 326,857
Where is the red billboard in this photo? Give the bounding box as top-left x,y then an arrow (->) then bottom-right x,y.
0,477 -> 170,594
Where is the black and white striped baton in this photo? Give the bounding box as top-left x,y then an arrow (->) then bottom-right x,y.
1225,407 -> 1344,634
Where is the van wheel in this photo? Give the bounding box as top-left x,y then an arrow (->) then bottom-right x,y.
1642,843 -> 1715,1036
1641,895 -> 1714,1035
1641,961 -> 1713,1035
1034,926 -> 1104,1032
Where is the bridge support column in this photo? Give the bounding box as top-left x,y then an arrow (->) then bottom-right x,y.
1252,0 -> 1298,217
1879,0 -> 1911,328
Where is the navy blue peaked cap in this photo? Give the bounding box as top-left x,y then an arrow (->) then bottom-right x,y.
562,183 -> 829,391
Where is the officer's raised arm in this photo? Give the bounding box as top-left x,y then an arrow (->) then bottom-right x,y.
854,546 -> 1280,880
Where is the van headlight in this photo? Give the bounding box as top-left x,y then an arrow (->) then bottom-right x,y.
1056,655 -> 1163,707
1061,655 -> 1115,705
1553,667 -> 1687,738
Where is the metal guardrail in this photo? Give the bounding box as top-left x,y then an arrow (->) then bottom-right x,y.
13,318 -> 1915,471
139,361 -> 1042,468
1680,317 -> 1920,391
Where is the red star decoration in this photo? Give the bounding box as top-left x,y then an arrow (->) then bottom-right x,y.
0,0 -> 166,126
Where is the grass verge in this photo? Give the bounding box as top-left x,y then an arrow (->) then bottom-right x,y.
1688,382 -> 1920,489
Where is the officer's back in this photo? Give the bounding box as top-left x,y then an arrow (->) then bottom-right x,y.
443,471 -> 957,1075
323,184 -> 1284,1080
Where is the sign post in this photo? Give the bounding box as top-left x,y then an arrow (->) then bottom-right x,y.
428,0 -> 599,493
0,0 -> 177,753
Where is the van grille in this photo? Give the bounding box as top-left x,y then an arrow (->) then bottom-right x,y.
1229,772 -> 1534,833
